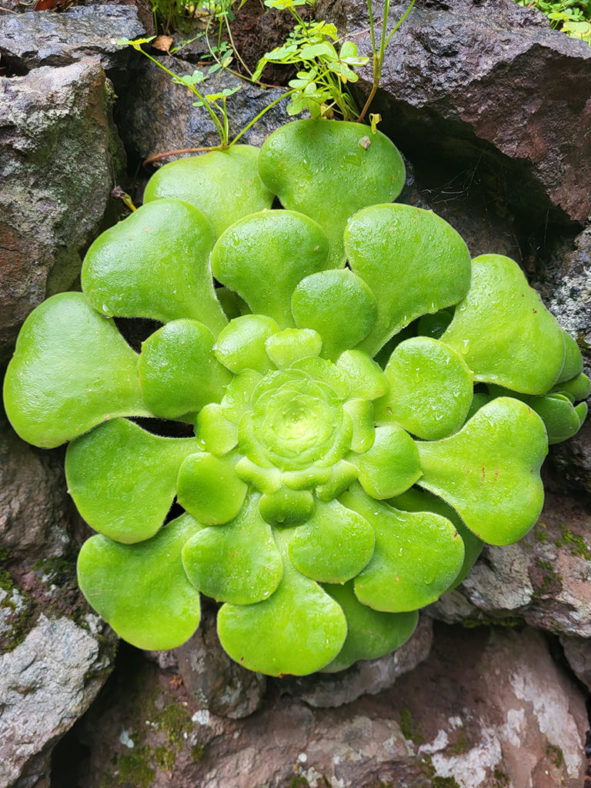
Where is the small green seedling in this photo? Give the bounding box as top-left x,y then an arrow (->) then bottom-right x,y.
3,119 -> 588,676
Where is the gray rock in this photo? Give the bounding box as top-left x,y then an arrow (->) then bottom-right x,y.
429,490 -> 591,638
0,5 -> 145,75
118,55 -> 289,165
560,634 -> 591,693
320,0 -> 591,228
277,614 -> 433,708
0,615 -> 114,788
0,58 -> 125,361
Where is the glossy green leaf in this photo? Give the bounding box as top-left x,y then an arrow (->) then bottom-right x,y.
220,369 -> 261,424
345,204 -> 472,356
66,419 -> 200,543
321,582 -> 418,673
77,514 -> 202,650
288,499 -> 375,583
214,315 -> 279,374
138,320 -> 231,419
336,350 -> 388,400
3,293 -> 149,448
265,328 -> 322,368
552,372 -> 591,403
217,530 -> 347,675
342,485 -> 464,612
196,403 -> 238,455
291,269 -> 377,360
391,487 -> 483,588
352,425 -> 421,499
143,145 -> 274,237
211,210 -> 330,327
316,460 -> 359,501
82,200 -> 226,333
177,452 -> 247,525
259,486 -> 315,526
417,397 -> 548,545
344,399 -> 375,454
557,330 -> 583,384
526,393 -> 585,444
441,254 -> 565,394
182,494 -> 282,604
258,119 -> 405,267
375,337 -> 473,439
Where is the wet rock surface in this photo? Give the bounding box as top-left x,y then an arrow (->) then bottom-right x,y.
52,623 -> 589,788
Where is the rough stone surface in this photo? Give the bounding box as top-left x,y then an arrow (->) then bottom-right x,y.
320,0 -> 591,229
0,615 -> 114,788
0,58 -> 125,361
118,55 -> 289,166
561,634 -> 591,693
278,614 -> 433,708
430,488 -> 591,638
0,6 -> 145,75
54,623 -> 588,787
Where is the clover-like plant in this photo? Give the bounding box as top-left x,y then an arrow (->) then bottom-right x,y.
3,119 -> 589,676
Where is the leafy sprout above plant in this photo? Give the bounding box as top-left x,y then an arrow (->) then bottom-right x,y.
3,119 -> 588,676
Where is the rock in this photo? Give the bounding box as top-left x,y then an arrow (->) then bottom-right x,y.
560,634 -> 591,693
0,615 -> 114,788
59,623 -> 588,787
0,58 -> 125,361
118,55 -> 289,166
0,6 -> 145,75
429,489 -> 591,638
0,409 -> 73,562
319,0 -> 591,228
277,614 -> 433,708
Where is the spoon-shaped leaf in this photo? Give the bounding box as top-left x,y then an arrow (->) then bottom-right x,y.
288,498 -> 375,583
139,320 -> 232,419
321,581 -> 418,673
143,145 -> 274,237
182,494 -> 282,605
441,254 -> 565,395
375,337 -> 473,440
66,419 -> 200,543
77,513 -> 202,650
214,315 -> 279,374
82,199 -> 226,333
217,530 -> 347,676
258,119 -> 405,267
351,424 -> 421,499
342,485 -> 464,612
291,269 -> 378,360
177,452 -> 247,525
345,204 -> 472,356
3,292 -> 149,448
416,397 -> 548,545
211,210 -> 330,327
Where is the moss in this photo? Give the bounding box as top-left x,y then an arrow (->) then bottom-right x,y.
399,707 -> 425,746
153,702 -> 192,746
545,742 -> 564,768
451,725 -> 470,755
117,746 -> 155,788
432,778 -> 460,788
493,769 -> 510,786
533,558 -> 562,596
190,744 -> 204,762
534,522 -> 548,544
461,617 -> 521,629
554,525 -> 591,560
288,777 -> 310,788
152,745 -> 176,771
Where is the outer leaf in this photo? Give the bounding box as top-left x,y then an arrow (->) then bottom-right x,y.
3,293 -> 149,448
321,581 -> 418,673
182,494 -> 282,604
66,419 -> 200,543
139,320 -> 231,419
375,337 -> 473,440
291,269 -> 378,360
211,210 -> 330,327
441,254 -> 565,395
258,119 -> 405,267
217,530 -> 347,676
77,514 -> 202,650
345,204 -> 472,356
417,397 -> 548,545
82,200 -> 226,333
342,485 -> 464,612
143,145 -> 274,238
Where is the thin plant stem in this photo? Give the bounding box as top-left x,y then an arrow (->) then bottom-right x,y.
228,88 -> 297,147
143,145 -> 223,166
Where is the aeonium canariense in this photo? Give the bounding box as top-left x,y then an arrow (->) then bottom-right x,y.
3,120 -> 588,676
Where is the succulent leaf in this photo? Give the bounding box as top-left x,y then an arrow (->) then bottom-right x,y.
77,514 -> 202,650
352,424 -> 422,499
3,292 -> 149,448
143,145 -> 274,237
66,418 -> 200,543
417,397 -> 547,545
258,119 -> 405,266
177,452 -> 247,525
214,315 -> 279,374
82,200 -> 226,333
344,204 -> 472,356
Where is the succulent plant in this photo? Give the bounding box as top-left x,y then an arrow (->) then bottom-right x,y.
3,119 -> 589,676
